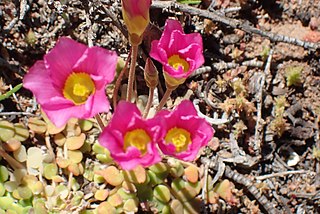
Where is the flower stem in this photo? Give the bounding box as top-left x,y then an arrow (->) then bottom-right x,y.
0,148 -> 25,169
143,87 -> 155,118
156,87 -> 174,113
126,45 -> 138,102
94,114 -> 105,131
113,49 -> 132,110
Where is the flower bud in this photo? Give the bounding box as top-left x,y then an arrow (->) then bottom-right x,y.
122,0 -> 151,45
144,58 -> 158,88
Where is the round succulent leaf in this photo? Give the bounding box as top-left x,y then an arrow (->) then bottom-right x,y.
70,194 -> 82,207
0,121 -> 15,142
169,162 -> 184,178
0,196 -> 14,210
79,119 -> 93,132
56,157 -> 71,168
170,199 -> 183,214
4,181 -> 18,192
184,165 -> 199,183
94,189 -> 109,201
122,181 -> 137,193
46,121 -> 65,135
29,181 -> 43,195
147,170 -> 163,186
175,186 -> 198,202
185,181 -> 201,195
27,147 -> 43,168
154,184 -> 171,203
107,193 -> 123,207
0,165 -> 9,182
96,166 -> 123,186
16,186 -> 33,199
97,201 -> 117,214
79,141 -> 92,153
33,200 -> 47,214
66,133 -> 86,150
171,178 -> 185,192
53,133 -> 66,146
183,197 -> 203,214
122,165 -> 147,184
162,205 -> 171,214
117,188 -> 136,200
94,174 -> 105,184
13,145 -> 27,162
92,142 -> 109,154
207,189 -> 219,204
67,150 -> 83,164
0,183 -> 5,197
96,153 -> 113,164
67,163 -> 81,176
27,118 -> 47,134
66,119 -> 81,136
43,163 -> 58,180
13,169 -> 27,184
13,123 -> 29,142
149,162 -> 169,174
2,138 -> 21,152
123,198 -> 138,213
213,179 -> 237,204
44,185 -> 55,197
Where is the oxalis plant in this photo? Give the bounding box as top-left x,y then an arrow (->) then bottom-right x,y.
0,1 -> 222,213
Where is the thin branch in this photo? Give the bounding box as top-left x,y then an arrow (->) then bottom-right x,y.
202,157 -> 280,214
151,1 -> 320,50
253,48 -> 274,155
255,170 -> 309,180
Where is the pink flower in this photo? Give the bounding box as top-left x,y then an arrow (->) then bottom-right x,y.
155,100 -> 214,161
23,37 -> 117,128
150,19 -> 204,87
99,101 -> 162,170
122,0 -> 151,45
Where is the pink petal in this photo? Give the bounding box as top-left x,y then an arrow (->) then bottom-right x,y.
122,0 -> 151,18
45,37 -> 87,88
110,101 -> 142,131
158,20 -> 183,50
23,61 -> 64,104
150,41 -> 168,65
167,30 -> 202,57
85,88 -> 110,117
73,46 -> 117,84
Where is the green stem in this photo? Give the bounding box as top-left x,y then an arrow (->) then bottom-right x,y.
143,87 -> 155,118
112,49 -> 132,110
126,45 -> 138,102
156,87 -> 174,113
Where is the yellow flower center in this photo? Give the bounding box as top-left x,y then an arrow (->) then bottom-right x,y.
168,55 -> 189,72
165,127 -> 191,153
63,72 -> 95,105
123,129 -> 151,155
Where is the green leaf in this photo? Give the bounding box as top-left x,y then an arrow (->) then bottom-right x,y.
177,0 -> 201,4
0,83 -> 23,101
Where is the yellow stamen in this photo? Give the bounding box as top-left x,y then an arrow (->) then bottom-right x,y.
168,55 -> 189,72
63,72 -> 95,105
124,129 -> 151,155
165,127 -> 191,152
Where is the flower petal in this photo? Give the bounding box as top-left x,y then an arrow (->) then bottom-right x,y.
73,46 -> 117,84
45,37 -> 87,88
158,19 -> 183,50
23,61 -> 63,104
